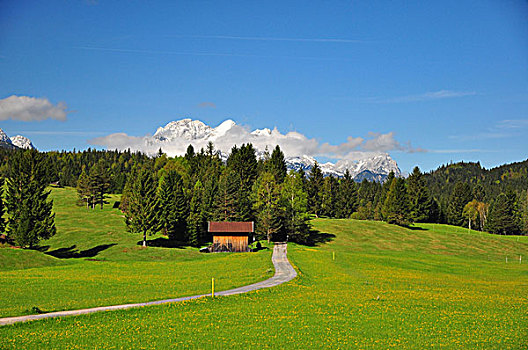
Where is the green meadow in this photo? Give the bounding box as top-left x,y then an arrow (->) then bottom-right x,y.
0,188 -> 273,318
1,188 -> 528,348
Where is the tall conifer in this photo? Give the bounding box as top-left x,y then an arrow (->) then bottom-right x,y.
5,150 -> 56,248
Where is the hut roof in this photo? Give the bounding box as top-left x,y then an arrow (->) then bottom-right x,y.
208,221 -> 254,233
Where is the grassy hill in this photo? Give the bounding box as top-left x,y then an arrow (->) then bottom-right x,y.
0,187 -> 273,318
1,188 -> 527,348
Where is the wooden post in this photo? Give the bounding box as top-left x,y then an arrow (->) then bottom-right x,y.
332,251 -> 335,261
212,278 -> 215,297
520,256 -> 522,264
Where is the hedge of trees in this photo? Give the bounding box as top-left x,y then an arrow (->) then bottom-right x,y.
0,146 -> 526,248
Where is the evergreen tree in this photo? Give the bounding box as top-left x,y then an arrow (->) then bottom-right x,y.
0,178 -> 5,233
188,180 -> 207,247
382,177 -> 412,226
76,167 -> 92,208
89,160 -> 110,209
336,170 -> 358,218
307,162 -> 324,217
519,190 -> 528,234
215,168 -> 239,221
486,191 -> 521,235
227,144 -> 258,221
5,150 -> 56,248
407,166 -> 435,222
268,145 -> 287,184
447,182 -> 473,226
281,171 -> 310,243
320,176 -> 338,217
253,171 -> 282,243
158,170 -> 188,241
124,167 -> 159,247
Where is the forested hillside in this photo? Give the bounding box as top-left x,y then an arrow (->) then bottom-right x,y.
0,146 -> 526,251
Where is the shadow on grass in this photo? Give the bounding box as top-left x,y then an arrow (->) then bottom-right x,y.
408,225 -> 428,231
303,228 -> 336,246
139,237 -> 186,249
41,244 -> 117,259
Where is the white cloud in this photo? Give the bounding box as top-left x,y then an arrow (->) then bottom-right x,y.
0,95 -> 69,121
89,120 -> 424,160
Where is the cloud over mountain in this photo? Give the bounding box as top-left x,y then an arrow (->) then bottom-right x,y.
90,118 -> 423,162
0,95 -> 69,121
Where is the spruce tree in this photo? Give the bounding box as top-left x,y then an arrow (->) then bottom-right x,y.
188,180 -> 207,247
268,145 -> 287,184
382,177 -> 412,226
124,167 -> 159,247
447,182 -> 473,226
308,162 -> 324,217
486,191 -> 521,235
407,166 -> 434,222
336,170 -> 358,218
320,176 -> 338,217
89,160 -> 110,209
76,167 -> 92,209
0,178 -> 5,233
227,144 -> 258,221
158,170 -> 188,241
5,150 -> 56,248
215,168 -> 239,221
281,171 -> 310,243
253,171 -> 283,243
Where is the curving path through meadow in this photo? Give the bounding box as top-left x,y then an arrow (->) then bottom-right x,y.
0,243 -> 296,326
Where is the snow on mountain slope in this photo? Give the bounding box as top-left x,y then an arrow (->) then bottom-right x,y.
0,128 -> 12,145
110,118 -> 401,182
10,135 -> 35,149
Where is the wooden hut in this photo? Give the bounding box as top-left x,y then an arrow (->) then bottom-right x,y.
208,221 -> 254,253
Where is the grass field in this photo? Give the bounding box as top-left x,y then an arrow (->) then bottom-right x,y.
1,188 -> 528,348
0,187 -> 273,318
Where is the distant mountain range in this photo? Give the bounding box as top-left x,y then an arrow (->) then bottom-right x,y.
0,128 -> 35,150
151,119 -> 401,181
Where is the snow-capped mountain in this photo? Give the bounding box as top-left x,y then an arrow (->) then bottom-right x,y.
153,118 -> 236,142
0,128 -> 35,150
10,135 -> 35,149
106,118 -> 401,182
285,153 -> 400,180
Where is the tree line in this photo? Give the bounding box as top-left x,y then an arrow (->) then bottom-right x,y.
0,146 -> 526,248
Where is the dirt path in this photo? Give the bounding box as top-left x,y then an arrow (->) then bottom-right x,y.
0,243 -> 296,326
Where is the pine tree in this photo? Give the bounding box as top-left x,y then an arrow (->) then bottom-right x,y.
124,167 -> 159,247
227,144 -> 258,221
215,168 -> 239,221
188,180 -> 207,247
76,167 -> 92,208
268,145 -> 287,184
281,171 -> 310,243
253,171 -> 283,243
486,191 -> 521,235
447,182 -> 473,226
407,166 -> 435,222
158,170 -> 188,241
0,178 -> 5,233
382,177 -> 412,226
336,170 -> 358,218
320,176 -> 338,217
308,162 -> 324,217
5,150 -> 56,248
89,160 -> 110,209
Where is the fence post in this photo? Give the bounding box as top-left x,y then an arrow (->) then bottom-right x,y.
212,278 -> 215,298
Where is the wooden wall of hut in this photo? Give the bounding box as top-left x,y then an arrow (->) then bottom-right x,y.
213,235 -> 249,252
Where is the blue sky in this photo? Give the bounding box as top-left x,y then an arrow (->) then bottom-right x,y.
0,0 -> 527,172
